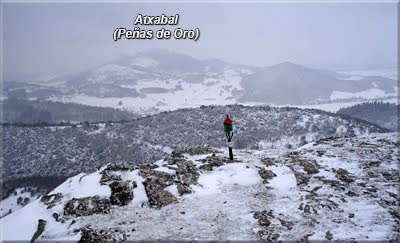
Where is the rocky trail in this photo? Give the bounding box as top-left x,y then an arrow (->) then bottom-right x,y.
1,133 -> 398,242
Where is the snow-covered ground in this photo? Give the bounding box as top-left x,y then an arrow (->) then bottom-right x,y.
1,132 -> 398,241
49,69 -> 243,116
337,68 -> 397,80
329,88 -> 395,100
0,188 -> 40,219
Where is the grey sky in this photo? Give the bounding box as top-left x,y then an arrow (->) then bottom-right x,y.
2,2 -> 397,80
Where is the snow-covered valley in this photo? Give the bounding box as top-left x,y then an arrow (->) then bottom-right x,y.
4,51 -> 397,117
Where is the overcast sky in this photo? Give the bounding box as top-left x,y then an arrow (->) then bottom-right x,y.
2,2 -> 398,80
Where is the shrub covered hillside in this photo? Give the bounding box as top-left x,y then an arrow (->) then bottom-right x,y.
2,105 -> 389,195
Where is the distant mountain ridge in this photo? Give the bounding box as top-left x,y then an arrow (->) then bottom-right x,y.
3,50 -> 397,115
239,62 -> 396,105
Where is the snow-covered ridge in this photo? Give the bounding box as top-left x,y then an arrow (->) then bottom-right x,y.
2,133 -> 398,241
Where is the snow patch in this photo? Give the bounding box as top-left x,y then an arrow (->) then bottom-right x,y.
194,163 -> 261,195
330,88 -> 388,100
131,58 -> 159,68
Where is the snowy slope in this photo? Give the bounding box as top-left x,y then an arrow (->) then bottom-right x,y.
2,132 -> 398,241
49,69 -> 244,115
0,188 -> 40,219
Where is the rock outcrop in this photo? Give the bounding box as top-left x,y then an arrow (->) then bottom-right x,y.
335,168 -> 355,183
41,193 -> 63,209
109,181 -> 134,206
78,227 -> 110,243
64,196 -> 111,217
258,168 -> 277,183
30,219 -> 47,243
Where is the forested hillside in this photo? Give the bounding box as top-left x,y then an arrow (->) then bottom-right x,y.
1,98 -> 135,124
337,101 -> 398,131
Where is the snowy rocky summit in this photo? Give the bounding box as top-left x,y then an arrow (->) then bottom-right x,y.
1,133 -> 399,241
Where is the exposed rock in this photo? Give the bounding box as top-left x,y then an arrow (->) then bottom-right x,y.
165,154 -> 186,166
139,169 -> 175,186
368,160 -> 381,167
52,212 -> 60,222
41,193 -> 63,209
321,179 -> 345,190
389,208 -> 400,220
171,150 -> 184,158
278,217 -> 294,230
31,219 -> 46,243
99,162 -> 136,185
258,229 -> 280,241
199,155 -> 236,171
100,172 -> 122,185
387,191 -> 398,200
299,160 -> 320,174
286,151 -> 300,158
304,204 -> 311,214
137,163 -> 159,170
258,168 -> 277,183
367,171 -> 379,178
64,196 -> 111,217
325,230 -> 333,240
335,168 -> 355,183
293,171 -> 310,186
346,191 -> 357,197
78,227 -> 110,243
157,190 -> 178,206
381,171 -> 399,181
325,199 -> 339,210
366,186 -> 378,193
253,211 -> 271,227
163,151 -> 186,166
198,163 -> 213,171
139,166 -> 178,208
306,192 -> 318,201
260,157 -> 276,166
178,146 -> 219,155
104,162 -> 135,172
311,186 -> 322,192
177,183 -> 192,196
315,137 -> 335,145
174,159 -> 200,185
378,199 -> 397,208
332,143 -> 343,147
142,177 -> 177,208
109,181 -> 133,206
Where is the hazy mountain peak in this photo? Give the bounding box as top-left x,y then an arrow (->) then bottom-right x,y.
269,61 -> 310,71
